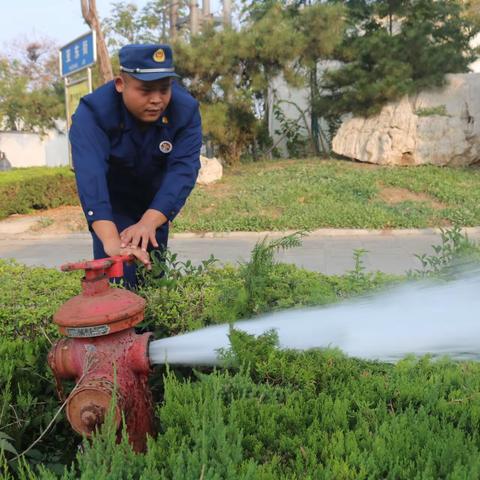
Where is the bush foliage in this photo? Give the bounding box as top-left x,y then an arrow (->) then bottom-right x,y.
1,232 -> 480,478
0,168 -> 77,220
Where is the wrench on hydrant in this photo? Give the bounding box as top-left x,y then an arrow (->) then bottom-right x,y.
48,255 -> 154,452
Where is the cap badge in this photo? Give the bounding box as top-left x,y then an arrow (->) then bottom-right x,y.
153,49 -> 165,63
159,141 -> 173,154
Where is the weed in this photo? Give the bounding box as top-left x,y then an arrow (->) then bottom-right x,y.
240,232 -> 305,313
176,160 -> 480,231
415,105 -> 449,117
138,249 -> 218,291
411,225 -> 480,277
31,218 -> 54,231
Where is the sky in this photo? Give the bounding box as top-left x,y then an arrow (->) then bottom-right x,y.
0,0 -> 222,49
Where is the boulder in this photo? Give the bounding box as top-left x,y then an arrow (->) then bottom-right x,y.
332,73 -> 480,166
197,156 -> 223,185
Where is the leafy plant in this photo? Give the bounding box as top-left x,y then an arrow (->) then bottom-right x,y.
240,232 -> 305,313
0,432 -> 17,457
272,102 -> 310,158
138,249 -> 218,291
412,225 -> 480,277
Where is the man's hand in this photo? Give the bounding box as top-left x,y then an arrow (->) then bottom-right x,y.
104,237 -> 152,270
119,245 -> 152,270
120,209 -> 167,251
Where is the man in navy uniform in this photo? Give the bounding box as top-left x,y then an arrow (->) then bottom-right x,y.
70,44 -> 202,287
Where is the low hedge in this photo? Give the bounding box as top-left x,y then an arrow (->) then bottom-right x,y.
0,168 -> 78,220
2,232 -> 479,479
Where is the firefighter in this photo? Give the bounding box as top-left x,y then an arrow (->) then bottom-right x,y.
70,44 -> 202,287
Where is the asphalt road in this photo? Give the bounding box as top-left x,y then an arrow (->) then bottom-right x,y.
2,228 -> 479,275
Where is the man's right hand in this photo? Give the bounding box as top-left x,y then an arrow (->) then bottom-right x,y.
119,245 -> 152,270
104,238 -> 152,270
94,221 -> 152,270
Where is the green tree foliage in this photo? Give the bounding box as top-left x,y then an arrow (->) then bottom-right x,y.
0,41 -> 63,133
175,2 -> 344,162
103,0 -> 189,49
101,0 -> 344,162
322,0 -> 480,117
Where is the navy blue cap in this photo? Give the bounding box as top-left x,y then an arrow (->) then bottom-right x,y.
119,44 -> 180,81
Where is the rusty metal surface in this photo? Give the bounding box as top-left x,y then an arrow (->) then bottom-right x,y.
54,256 -> 145,333
67,379 -> 122,436
49,256 -> 154,452
49,329 -> 155,452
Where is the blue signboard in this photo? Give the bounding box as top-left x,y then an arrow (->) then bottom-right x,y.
59,31 -> 96,77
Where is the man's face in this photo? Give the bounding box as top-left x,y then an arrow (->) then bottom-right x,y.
115,74 -> 172,123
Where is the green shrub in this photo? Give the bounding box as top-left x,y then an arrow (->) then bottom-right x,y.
2,230 -> 479,478
0,260 -> 80,339
0,338 -> 78,476
24,339 -> 480,479
140,235 -> 397,338
0,168 -> 78,220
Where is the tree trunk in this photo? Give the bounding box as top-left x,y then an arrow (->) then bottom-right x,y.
81,0 -> 113,84
223,0 -> 231,27
170,1 -> 178,40
309,65 -> 321,156
190,0 -> 199,36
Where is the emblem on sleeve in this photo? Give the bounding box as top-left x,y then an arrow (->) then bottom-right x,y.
159,141 -> 173,153
153,49 -> 165,62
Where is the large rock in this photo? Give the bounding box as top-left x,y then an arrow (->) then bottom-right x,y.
197,156 -> 223,185
332,73 -> 480,166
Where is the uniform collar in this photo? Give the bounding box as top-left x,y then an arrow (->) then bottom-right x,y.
120,102 -> 137,132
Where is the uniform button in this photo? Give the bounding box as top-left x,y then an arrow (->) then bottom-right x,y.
87,210 -> 94,216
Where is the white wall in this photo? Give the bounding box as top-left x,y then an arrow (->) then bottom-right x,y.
0,127 -> 68,169
471,34 -> 480,73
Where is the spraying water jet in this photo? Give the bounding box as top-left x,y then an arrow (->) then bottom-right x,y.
148,274 -> 480,366
49,255 -> 480,452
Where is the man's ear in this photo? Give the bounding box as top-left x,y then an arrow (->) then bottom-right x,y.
114,75 -> 125,93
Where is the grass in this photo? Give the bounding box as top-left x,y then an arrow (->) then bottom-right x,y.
3,160 -> 480,230
174,159 -> 480,231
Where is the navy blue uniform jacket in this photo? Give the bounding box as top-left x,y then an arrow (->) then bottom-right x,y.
69,81 -> 202,231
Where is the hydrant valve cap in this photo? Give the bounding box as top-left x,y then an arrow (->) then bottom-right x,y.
67,384 -> 121,436
54,289 -> 146,335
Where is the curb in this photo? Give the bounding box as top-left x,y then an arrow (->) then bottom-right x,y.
170,227 -> 480,239
2,227 -> 480,241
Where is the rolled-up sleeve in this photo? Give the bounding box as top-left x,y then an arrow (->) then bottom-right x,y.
69,103 -> 114,226
150,106 -> 202,221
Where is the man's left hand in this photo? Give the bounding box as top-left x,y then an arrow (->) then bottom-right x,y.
120,209 -> 168,251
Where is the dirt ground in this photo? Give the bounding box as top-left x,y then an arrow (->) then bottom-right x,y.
377,187 -> 446,209
22,206 -> 88,234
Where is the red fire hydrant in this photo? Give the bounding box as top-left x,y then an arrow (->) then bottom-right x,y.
48,255 -> 154,452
